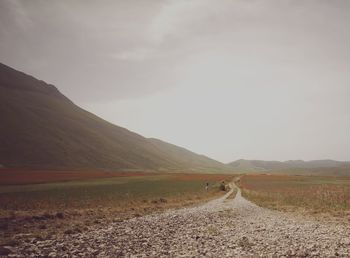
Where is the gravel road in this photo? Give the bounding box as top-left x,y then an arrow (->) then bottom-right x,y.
10,184 -> 350,257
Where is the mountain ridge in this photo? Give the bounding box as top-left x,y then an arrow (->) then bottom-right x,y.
227,159 -> 350,172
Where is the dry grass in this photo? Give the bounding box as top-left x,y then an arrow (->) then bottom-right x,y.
0,172 -> 234,246
239,174 -> 350,216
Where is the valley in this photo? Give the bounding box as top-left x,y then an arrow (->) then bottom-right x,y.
0,63 -> 350,257
5,181 -> 350,257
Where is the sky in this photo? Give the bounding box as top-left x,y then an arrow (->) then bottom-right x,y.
1,0 -> 350,163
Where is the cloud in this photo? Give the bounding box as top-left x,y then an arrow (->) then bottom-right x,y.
149,0 -> 207,43
1,0 -> 350,161
0,0 -> 33,31
111,0 -> 213,62
112,48 -> 156,61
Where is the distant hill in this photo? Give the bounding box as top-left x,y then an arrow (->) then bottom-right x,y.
228,159 -> 350,172
0,63 -> 229,172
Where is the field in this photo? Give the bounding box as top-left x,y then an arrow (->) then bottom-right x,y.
0,170 -> 233,246
0,169 -> 154,185
239,174 -> 350,217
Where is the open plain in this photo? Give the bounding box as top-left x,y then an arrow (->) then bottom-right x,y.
5,182 -> 350,257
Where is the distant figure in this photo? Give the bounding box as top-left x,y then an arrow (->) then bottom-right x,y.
220,181 -> 226,191
205,182 -> 209,191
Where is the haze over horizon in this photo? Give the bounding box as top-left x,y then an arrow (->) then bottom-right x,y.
1,0 -> 350,163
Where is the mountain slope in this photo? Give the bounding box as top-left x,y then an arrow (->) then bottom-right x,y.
148,138 -> 227,172
0,63 -> 229,172
228,159 -> 350,172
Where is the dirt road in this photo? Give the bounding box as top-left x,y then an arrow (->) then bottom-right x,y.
12,185 -> 350,257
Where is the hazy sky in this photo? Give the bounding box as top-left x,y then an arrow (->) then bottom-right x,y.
1,0 -> 350,162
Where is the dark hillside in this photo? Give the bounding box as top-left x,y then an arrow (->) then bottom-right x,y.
0,63 -> 229,172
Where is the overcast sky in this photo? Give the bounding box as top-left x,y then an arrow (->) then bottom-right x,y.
1,0 -> 350,162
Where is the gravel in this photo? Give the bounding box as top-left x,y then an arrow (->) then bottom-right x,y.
10,184 -> 350,257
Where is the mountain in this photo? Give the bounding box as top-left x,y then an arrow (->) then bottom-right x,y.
228,159 -> 350,172
0,63 -> 229,172
148,138 -> 226,172
227,159 -> 287,171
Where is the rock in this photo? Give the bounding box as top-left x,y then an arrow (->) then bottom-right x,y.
0,246 -> 11,255
56,212 -> 65,219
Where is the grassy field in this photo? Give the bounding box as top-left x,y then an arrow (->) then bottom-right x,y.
0,171 -> 233,246
0,173 -> 231,211
268,166 -> 350,177
239,174 -> 350,216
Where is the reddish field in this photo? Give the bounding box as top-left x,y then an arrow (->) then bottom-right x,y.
0,169 -> 232,185
172,174 -> 231,181
0,169 -> 156,185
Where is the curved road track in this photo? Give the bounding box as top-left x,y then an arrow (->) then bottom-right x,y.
14,184 -> 350,257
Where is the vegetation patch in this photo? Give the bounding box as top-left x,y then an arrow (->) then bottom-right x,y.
0,172 -> 233,247
239,174 -> 350,217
